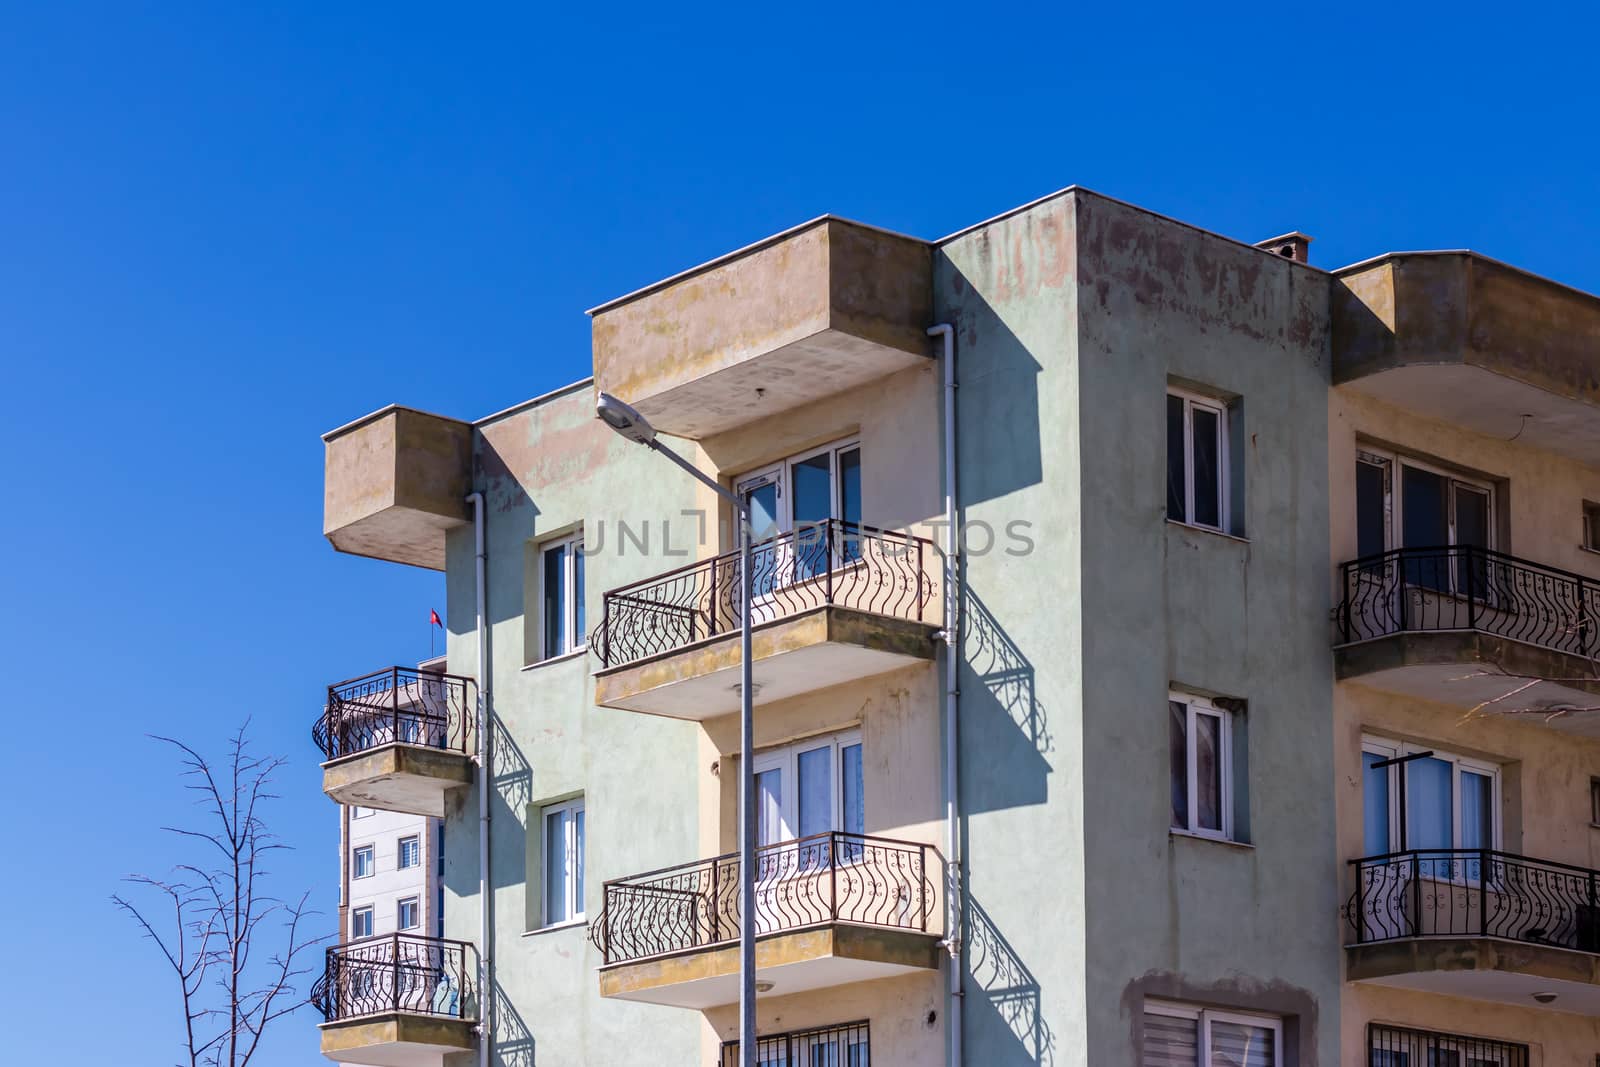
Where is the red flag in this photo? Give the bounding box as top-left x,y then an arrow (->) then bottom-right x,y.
430,609 -> 442,627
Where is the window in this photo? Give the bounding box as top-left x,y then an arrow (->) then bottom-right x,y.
735,438 -> 864,587
397,896 -> 420,931
1167,389 -> 1229,532
398,835 -> 420,870
1170,694 -> 1233,841
353,845 -> 375,879
542,797 -> 585,926
752,729 -> 865,849
1591,777 -> 1600,827
351,905 -> 374,939
1143,1000 -> 1281,1066
351,805 -> 375,820
1354,449 -> 1493,591
722,1020 -> 870,1067
540,532 -> 586,659
1585,501 -> 1600,553
1368,1024 -> 1527,1067
1362,737 -> 1498,855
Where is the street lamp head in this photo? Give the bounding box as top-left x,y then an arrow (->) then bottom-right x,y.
596,392 -> 656,445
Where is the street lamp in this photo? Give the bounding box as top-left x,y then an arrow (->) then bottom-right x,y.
596,391 -> 758,1066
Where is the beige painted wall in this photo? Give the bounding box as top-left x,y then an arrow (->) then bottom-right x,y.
1330,386 -> 1600,574
701,971 -> 944,1066
1344,984 -> 1600,1065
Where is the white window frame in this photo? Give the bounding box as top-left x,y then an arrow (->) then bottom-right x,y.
1362,736 -> 1501,853
1583,501 -> 1600,553
1143,999 -> 1283,1066
1358,448 -> 1496,554
397,835 -> 420,870
1170,693 -> 1234,842
350,805 -> 375,820
539,531 -> 585,659
751,728 -> 864,845
351,905 -> 374,939
352,844 -> 375,880
541,796 -> 585,927
733,437 -> 863,539
1168,388 -> 1230,534
397,895 -> 420,931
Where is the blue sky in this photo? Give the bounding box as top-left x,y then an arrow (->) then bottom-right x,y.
2,2 -> 1597,1062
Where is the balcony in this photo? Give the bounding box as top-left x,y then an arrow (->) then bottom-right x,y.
323,405 -> 473,571
314,667 -> 476,817
591,832 -> 944,1009
721,1020 -> 871,1066
312,934 -> 478,1066
592,521 -> 939,718
1334,546 -> 1600,725
1333,252 -> 1600,468
588,217 -> 932,440
1345,849 -> 1600,1014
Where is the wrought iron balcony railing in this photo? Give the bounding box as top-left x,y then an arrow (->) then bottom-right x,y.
1335,544 -> 1600,658
310,933 -> 479,1022
312,666 -> 476,761
1346,849 -> 1600,953
590,831 -> 940,966
1369,1024 -> 1527,1066
721,1020 -> 871,1067
593,519 -> 936,669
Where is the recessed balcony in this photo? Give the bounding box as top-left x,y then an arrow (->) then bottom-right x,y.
1345,849 -> 1600,1015
1334,252 -> 1600,467
323,405 -> 473,571
591,521 -> 940,718
588,217 -> 933,440
312,934 -> 478,1067
1334,546 -> 1600,731
314,667 -> 476,817
591,831 -> 944,1010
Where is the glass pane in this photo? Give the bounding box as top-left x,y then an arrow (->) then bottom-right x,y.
1170,701 -> 1188,830
797,746 -> 832,838
1210,1020 -> 1275,1067
1167,395 -> 1186,522
573,544 -> 586,646
841,743 -> 864,835
1460,771 -> 1492,851
1407,756 -> 1454,852
1356,460 -> 1388,560
793,454 -> 832,581
840,447 -> 863,563
744,481 -> 781,599
1143,1011 -> 1200,1067
543,543 -> 567,658
1363,751 -> 1391,855
574,808 -> 585,911
1195,712 -> 1223,832
1454,486 -> 1489,597
1402,467 -> 1449,592
756,767 -> 784,847
1191,406 -> 1221,529
546,810 -> 568,923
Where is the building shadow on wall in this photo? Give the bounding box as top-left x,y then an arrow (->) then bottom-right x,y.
961,585 -> 1052,813
966,895 -> 1055,1066
492,978 -> 536,1067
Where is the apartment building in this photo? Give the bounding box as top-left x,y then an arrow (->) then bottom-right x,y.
339,803 -> 443,944
307,186 -> 1600,1066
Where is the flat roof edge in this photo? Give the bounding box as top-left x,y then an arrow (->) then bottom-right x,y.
1334,250 -> 1600,306
321,403 -> 471,443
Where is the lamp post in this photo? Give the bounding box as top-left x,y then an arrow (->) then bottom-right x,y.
597,392 -> 758,1066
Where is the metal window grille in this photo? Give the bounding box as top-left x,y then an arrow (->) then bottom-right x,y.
1368,1024 -> 1528,1066
720,1019 -> 870,1067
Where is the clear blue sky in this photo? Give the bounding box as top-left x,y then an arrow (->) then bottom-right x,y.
2,2 -> 1596,1062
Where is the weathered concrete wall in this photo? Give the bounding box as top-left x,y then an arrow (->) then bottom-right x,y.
441,381 -> 707,1067
937,189 -> 1087,1067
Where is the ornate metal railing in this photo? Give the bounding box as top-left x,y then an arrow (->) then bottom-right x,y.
1335,545 -> 1600,658
310,934 -> 478,1022
1346,849 -> 1600,952
593,519 -> 936,669
312,666 -> 476,760
1369,1024 -> 1528,1065
591,832 -> 939,965
721,1020 -> 871,1067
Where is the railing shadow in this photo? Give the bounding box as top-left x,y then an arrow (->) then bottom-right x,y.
966,895 -> 1055,1066
962,585 -> 1052,813
493,978 -> 535,1067
491,714 -> 531,816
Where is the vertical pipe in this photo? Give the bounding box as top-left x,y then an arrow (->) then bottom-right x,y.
927,322 -> 962,1067
738,505 -> 756,1066
467,491 -> 493,1067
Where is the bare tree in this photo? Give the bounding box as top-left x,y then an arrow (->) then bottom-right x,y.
114,723 -> 326,1067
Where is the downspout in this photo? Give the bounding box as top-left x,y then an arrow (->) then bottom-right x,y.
468,491 -> 493,1067
927,323 -> 962,1067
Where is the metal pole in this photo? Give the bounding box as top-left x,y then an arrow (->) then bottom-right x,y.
738,503 -> 756,1067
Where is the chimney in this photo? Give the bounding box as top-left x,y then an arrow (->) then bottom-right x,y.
1254,231 -> 1313,264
